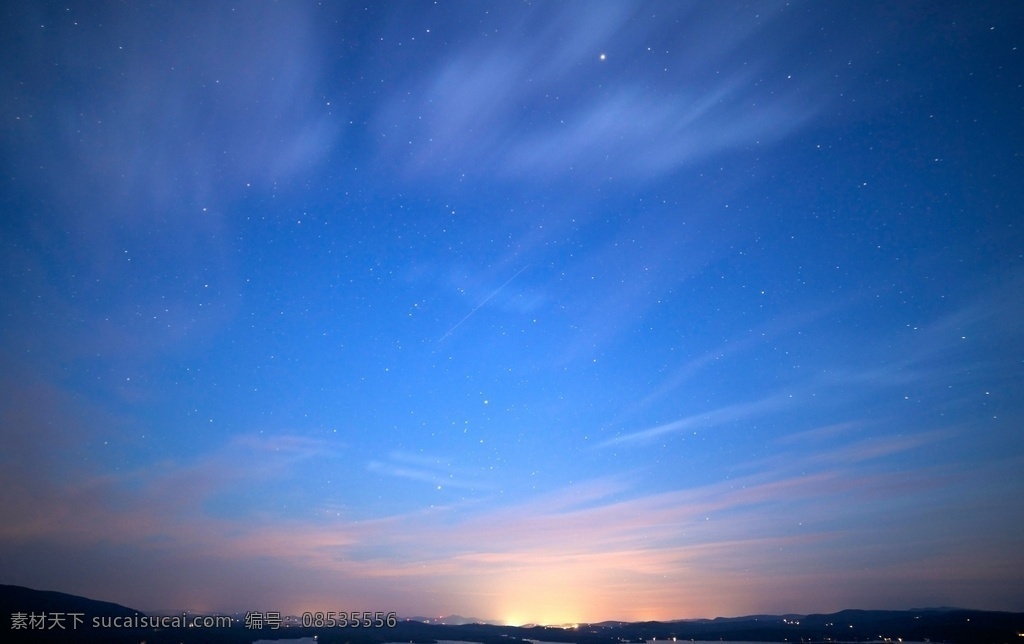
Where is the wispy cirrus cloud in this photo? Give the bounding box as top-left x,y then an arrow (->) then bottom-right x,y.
597,392 -> 793,448
0,3 -> 342,382
373,1 -> 846,182
367,451 -> 491,491
5,3 -> 337,225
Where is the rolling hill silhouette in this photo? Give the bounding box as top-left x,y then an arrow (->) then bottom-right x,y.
3,584 -> 1023,643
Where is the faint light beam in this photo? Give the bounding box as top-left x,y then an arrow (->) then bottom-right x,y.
437,264 -> 529,343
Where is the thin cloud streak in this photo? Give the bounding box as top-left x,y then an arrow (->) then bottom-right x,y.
597,393 -> 793,448
367,458 -> 489,492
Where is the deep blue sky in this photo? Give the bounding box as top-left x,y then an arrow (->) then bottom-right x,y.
1,0 -> 1022,624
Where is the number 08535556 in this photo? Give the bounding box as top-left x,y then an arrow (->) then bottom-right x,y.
300,611 -> 398,628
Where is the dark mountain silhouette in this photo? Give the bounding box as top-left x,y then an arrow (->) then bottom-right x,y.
3,584 -> 1024,643
0,584 -> 138,620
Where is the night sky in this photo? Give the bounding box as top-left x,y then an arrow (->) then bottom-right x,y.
1,0 -> 1023,625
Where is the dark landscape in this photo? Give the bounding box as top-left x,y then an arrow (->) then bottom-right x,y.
3,585 -> 1023,644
